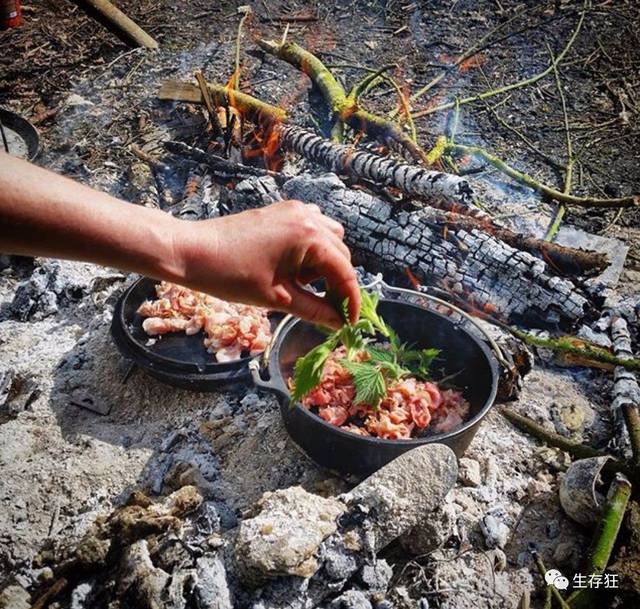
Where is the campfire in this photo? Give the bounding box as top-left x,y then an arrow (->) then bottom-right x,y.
2,1 -> 640,609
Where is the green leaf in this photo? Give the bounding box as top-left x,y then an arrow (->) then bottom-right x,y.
359,289 -> 390,337
291,335 -> 338,401
402,347 -> 441,379
367,345 -> 396,364
341,360 -> 387,408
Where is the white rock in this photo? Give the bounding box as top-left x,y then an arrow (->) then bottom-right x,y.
458,457 -> 482,487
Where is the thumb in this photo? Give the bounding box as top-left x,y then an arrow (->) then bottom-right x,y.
273,280 -> 343,329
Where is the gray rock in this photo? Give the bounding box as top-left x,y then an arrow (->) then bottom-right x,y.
458,458 -> 482,487
344,444 -> 458,551
0,585 -> 30,609
399,500 -> 456,555
70,581 -> 94,609
329,590 -> 373,609
236,486 -> 346,583
480,514 -> 510,549
358,559 -> 393,593
195,555 -> 233,609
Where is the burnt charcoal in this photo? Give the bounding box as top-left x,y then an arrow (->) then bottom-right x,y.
194,554 -> 233,609
7,261 -> 89,321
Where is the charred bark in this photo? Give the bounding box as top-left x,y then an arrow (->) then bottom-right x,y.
228,173 -> 591,326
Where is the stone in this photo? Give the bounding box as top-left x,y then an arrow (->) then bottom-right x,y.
236,486 -> 346,583
458,457 -> 482,487
0,585 -> 30,609
399,500 -> 456,555
480,514 -> 510,549
344,444 -> 458,551
358,559 -> 393,593
118,540 -> 170,608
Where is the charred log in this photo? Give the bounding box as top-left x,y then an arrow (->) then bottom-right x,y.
227,173 -> 591,326
159,81 -> 472,207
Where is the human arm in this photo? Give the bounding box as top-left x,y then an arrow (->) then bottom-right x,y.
0,153 -> 360,326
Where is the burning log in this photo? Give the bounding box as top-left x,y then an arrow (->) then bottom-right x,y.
160,83 -> 608,276
227,173 -> 591,326
158,81 -> 473,208
257,39 -> 428,162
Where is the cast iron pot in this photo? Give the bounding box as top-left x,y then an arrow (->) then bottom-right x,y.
251,290 -> 500,477
111,277 -> 280,390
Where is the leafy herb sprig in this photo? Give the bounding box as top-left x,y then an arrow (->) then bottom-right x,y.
291,289 -> 440,408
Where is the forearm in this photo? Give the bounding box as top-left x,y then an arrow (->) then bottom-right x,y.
0,153 -> 188,283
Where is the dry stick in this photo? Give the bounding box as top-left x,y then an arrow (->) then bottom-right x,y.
545,47 -> 573,241
510,327 -> 640,373
195,70 -> 224,138
411,1 -> 588,119
29,577 -> 69,609
532,552 -> 571,609
566,474 -> 632,609
446,142 -> 639,208
257,39 -> 429,163
158,80 -> 608,276
70,0 -> 158,49
232,6 -> 252,90
500,408 -> 638,484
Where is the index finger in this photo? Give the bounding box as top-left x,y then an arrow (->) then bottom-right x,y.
303,243 -> 361,324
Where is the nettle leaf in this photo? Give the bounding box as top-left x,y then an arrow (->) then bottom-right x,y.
403,347 -> 441,379
359,290 -> 390,337
341,360 -> 387,408
291,335 -> 338,402
367,345 -> 396,364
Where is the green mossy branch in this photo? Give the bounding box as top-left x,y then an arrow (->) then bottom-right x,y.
257,39 -> 428,162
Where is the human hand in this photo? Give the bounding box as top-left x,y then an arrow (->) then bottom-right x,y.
171,200 -> 361,327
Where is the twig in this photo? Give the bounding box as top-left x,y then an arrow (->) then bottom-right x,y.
500,408 -> 638,483
411,1 -> 588,119
532,551 -> 571,609
195,70 -> 223,138
232,6 -> 252,90
545,46 -> 573,241
394,6 -> 538,115
446,143 -> 639,208
566,474 -> 632,609
509,328 -> 640,373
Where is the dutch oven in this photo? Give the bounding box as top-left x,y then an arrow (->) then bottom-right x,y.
250,281 -> 502,477
111,277 -> 281,390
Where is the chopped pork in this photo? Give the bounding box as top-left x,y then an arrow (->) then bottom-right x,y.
137,282 -> 271,363
297,346 -> 470,439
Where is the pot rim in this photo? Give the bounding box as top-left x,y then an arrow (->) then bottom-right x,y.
265,298 -> 500,447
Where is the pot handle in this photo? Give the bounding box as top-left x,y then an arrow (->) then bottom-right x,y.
249,359 -> 289,400
361,276 -> 512,372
